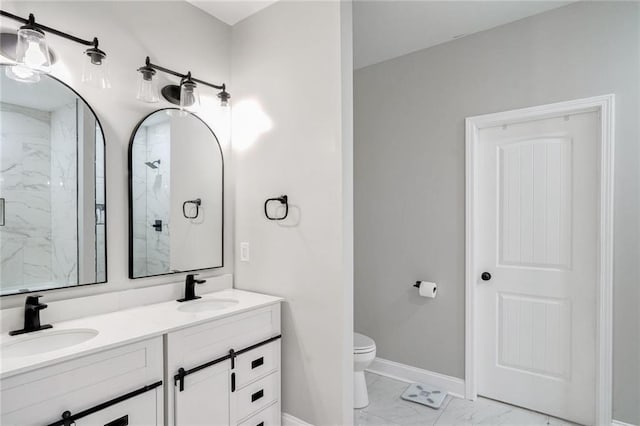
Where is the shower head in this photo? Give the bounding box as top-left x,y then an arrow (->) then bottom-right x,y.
145,159 -> 161,169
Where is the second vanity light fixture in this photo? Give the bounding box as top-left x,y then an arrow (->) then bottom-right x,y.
136,56 -> 230,110
0,10 -> 110,87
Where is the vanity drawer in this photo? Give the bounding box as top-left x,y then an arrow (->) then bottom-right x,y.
236,340 -> 280,388
234,371 -> 280,422
168,304 -> 280,371
237,401 -> 281,426
0,337 -> 163,426
66,386 -> 162,426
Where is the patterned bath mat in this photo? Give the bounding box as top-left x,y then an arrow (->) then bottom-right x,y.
400,383 -> 447,409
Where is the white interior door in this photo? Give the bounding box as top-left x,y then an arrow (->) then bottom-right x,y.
476,110 -> 599,425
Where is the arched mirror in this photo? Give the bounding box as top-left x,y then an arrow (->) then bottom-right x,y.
128,109 -> 223,278
0,64 -> 107,296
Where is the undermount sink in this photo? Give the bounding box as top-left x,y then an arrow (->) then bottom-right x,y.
1,328 -> 99,358
177,298 -> 238,313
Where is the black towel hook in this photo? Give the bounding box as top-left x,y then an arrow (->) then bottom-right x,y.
264,195 -> 288,220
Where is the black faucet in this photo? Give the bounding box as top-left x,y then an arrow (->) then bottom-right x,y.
9,295 -> 53,336
177,274 -> 206,302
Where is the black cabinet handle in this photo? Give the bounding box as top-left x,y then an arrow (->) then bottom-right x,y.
251,389 -> 264,402
231,372 -> 236,392
481,272 -> 492,281
251,357 -> 264,369
256,423 -> 264,426
104,415 -> 129,426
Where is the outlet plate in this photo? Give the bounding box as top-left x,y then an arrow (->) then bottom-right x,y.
240,242 -> 250,262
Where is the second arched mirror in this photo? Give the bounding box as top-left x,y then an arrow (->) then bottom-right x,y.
128,109 -> 223,278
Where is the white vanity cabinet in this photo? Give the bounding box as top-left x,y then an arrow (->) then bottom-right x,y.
166,303 -> 282,426
0,336 -> 164,426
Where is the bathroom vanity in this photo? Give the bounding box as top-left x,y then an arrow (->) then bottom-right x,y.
0,289 -> 282,426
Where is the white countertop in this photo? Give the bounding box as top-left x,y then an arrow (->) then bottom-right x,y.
0,289 -> 283,379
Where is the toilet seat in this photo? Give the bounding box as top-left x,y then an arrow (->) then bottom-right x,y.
354,333 -> 376,354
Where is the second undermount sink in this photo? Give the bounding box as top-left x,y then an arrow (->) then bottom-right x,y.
1,328 -> 99,358
177,298 -> 239,313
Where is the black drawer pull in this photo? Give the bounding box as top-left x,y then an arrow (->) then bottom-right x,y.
256,423 -> 264,426
251,357 -> 264,369
251,389 -> 264,402
105,414 -> 129,426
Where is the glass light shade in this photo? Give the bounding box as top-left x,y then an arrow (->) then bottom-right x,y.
136,72 -> 159,103
180,80 -> 200,113
218,89 -> 230,107
5,64 -> 40,83
82,51 -> 111,89
15,27 -> 51,73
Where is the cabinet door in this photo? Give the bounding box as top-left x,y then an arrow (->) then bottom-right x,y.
74,388 -> 161,426
1,337 -> 163,426
174,361 -> 231,426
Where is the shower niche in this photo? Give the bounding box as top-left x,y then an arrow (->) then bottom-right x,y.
128,109 -> 223,278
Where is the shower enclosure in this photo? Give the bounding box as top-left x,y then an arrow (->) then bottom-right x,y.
0,69 -> 106,295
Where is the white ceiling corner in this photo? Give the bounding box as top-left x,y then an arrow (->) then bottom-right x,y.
186,0 -> 278,26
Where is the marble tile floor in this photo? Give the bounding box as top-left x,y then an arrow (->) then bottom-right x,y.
355,372 -> 580,426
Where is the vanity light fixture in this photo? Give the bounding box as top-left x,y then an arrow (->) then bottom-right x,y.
0,10 -> 110,87
136,56 -> 230,109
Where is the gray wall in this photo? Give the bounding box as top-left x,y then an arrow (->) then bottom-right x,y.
354,2 -> 639,423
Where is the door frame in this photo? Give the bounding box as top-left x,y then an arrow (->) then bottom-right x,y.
464,95 -> 615,425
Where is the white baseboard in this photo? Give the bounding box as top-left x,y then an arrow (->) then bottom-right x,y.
613,420 -> 638,426
282,412 -> 313,426
367,357 -> 466,399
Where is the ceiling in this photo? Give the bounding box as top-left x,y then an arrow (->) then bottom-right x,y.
184,1 -> 573,68
354,1 -> 574,69
186,1 -> 278,25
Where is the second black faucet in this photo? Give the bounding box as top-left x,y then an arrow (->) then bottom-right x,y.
9,295 -> 53,336
177,274 -> 206,302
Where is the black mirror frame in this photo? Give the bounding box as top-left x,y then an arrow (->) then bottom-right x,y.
0,63 -> 108,296
127,108 -> 224,279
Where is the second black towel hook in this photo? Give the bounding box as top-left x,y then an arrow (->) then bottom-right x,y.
264,195 -> 288,220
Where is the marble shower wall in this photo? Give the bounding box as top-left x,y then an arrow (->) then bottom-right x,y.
50,101 -> 78,285
0,101 -> 79,293
132,121 -> 171,277
0,103 -> 53,293
132,126 -> 148,277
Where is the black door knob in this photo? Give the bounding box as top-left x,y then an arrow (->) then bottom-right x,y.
481,272 -> 492,281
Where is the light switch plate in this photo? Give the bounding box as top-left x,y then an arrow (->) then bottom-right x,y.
240,242 -> 250,262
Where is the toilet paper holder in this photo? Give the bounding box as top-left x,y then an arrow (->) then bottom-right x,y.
413,280 -> 438,298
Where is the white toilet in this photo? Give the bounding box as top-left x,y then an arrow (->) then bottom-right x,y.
354,332 -> 376,409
